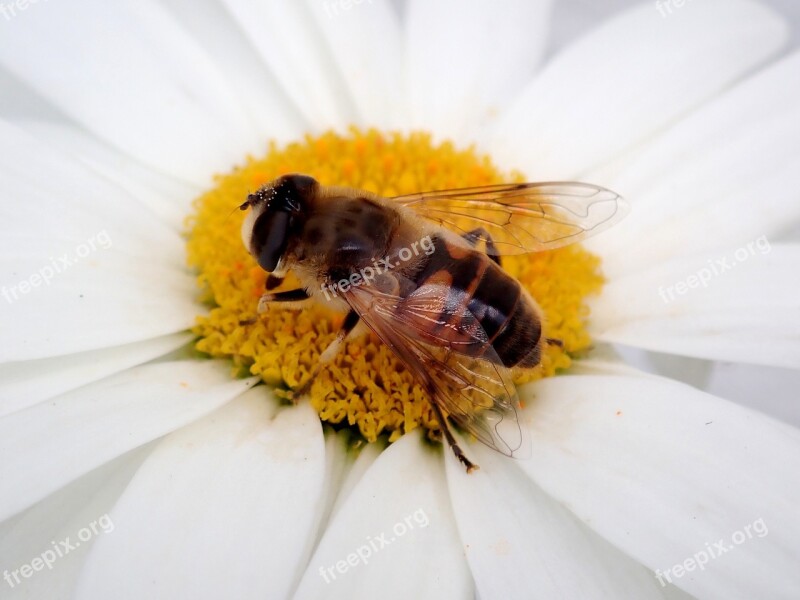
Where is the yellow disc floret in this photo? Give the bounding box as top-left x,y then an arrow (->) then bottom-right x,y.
186,128 -> 603,443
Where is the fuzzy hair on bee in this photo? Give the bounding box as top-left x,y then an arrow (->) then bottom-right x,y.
240,174 -> 627,472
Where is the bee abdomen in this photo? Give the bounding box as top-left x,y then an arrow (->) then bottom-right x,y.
412,236 -> 542,369
467,262 -> 542,368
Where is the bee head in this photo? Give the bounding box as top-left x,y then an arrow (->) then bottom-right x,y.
240,174 -> 318,272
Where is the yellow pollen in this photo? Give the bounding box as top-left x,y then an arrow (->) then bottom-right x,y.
185,128 -> 603,443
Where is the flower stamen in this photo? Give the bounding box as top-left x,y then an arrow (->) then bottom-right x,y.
186,128 -> 603,443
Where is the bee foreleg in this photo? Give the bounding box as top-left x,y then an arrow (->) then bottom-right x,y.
429,400 -> 479,474
462,228 -> 501,266
291,309 -> 360,400
238,288 -> 311,325
257,289 -> 310,313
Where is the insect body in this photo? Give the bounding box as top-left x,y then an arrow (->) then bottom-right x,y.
240,174 -> 627,472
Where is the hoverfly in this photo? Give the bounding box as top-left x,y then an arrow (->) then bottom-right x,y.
240,175 -> 627,471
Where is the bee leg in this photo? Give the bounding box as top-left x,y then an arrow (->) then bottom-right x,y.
265,274 -> 285,290
291,310 -> 360,401
545,337 -> 564,348
429,400 -> 479,474
257,288 -> 309,313
462,228 -> 501,266
239,288 -> 310,325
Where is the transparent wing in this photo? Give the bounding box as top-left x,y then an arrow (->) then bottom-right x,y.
392,182 -> 628,255
342,272 -> 530,458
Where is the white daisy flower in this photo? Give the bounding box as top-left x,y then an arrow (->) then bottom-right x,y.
1,1 -> 799,599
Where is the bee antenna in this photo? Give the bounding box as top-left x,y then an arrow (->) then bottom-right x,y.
224,201 -> 246,223
224,190 -> 259,223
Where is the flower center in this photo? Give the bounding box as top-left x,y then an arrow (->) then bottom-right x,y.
186,128 -> 603,443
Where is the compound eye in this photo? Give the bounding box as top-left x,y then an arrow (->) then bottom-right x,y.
253,210 -> 291,272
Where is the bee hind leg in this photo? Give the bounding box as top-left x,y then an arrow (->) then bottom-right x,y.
429,400 -> 479,474
462,228 -> 501,266
290,310 -> 360,401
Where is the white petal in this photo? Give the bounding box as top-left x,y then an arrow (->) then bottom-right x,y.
445,444 -> 671,599
706,362 -> 800,429
591,243 -> 800,368
518,374 -> 800,599
147,0 -> 307,143
567,344 -> 663,379
329,438 -> 385,520
0,333 -> 191,417
220,0 -> 357,130
0,66 -> 62,121
304,0 -> 404,129
0,0 -> 266,184
0,120 -> 184,265
311,429 -> 355,550
593,50 -> 800,277
405,0 -> 551,142
0,361 -> 255,521
489,0 -> 787,179
0,254 -> 198,362
293,432 -> 472,599
0,446 -> 152,599
23,121 -> 201,231
75,390 -> 326,600
0,121 -> 202,362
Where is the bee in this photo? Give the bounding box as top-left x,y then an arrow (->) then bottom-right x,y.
240,174 -> 627,472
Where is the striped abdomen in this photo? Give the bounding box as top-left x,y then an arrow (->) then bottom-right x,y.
406,235 -> 542,368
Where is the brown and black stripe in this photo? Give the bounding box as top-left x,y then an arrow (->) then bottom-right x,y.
405,234 -> 542,368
